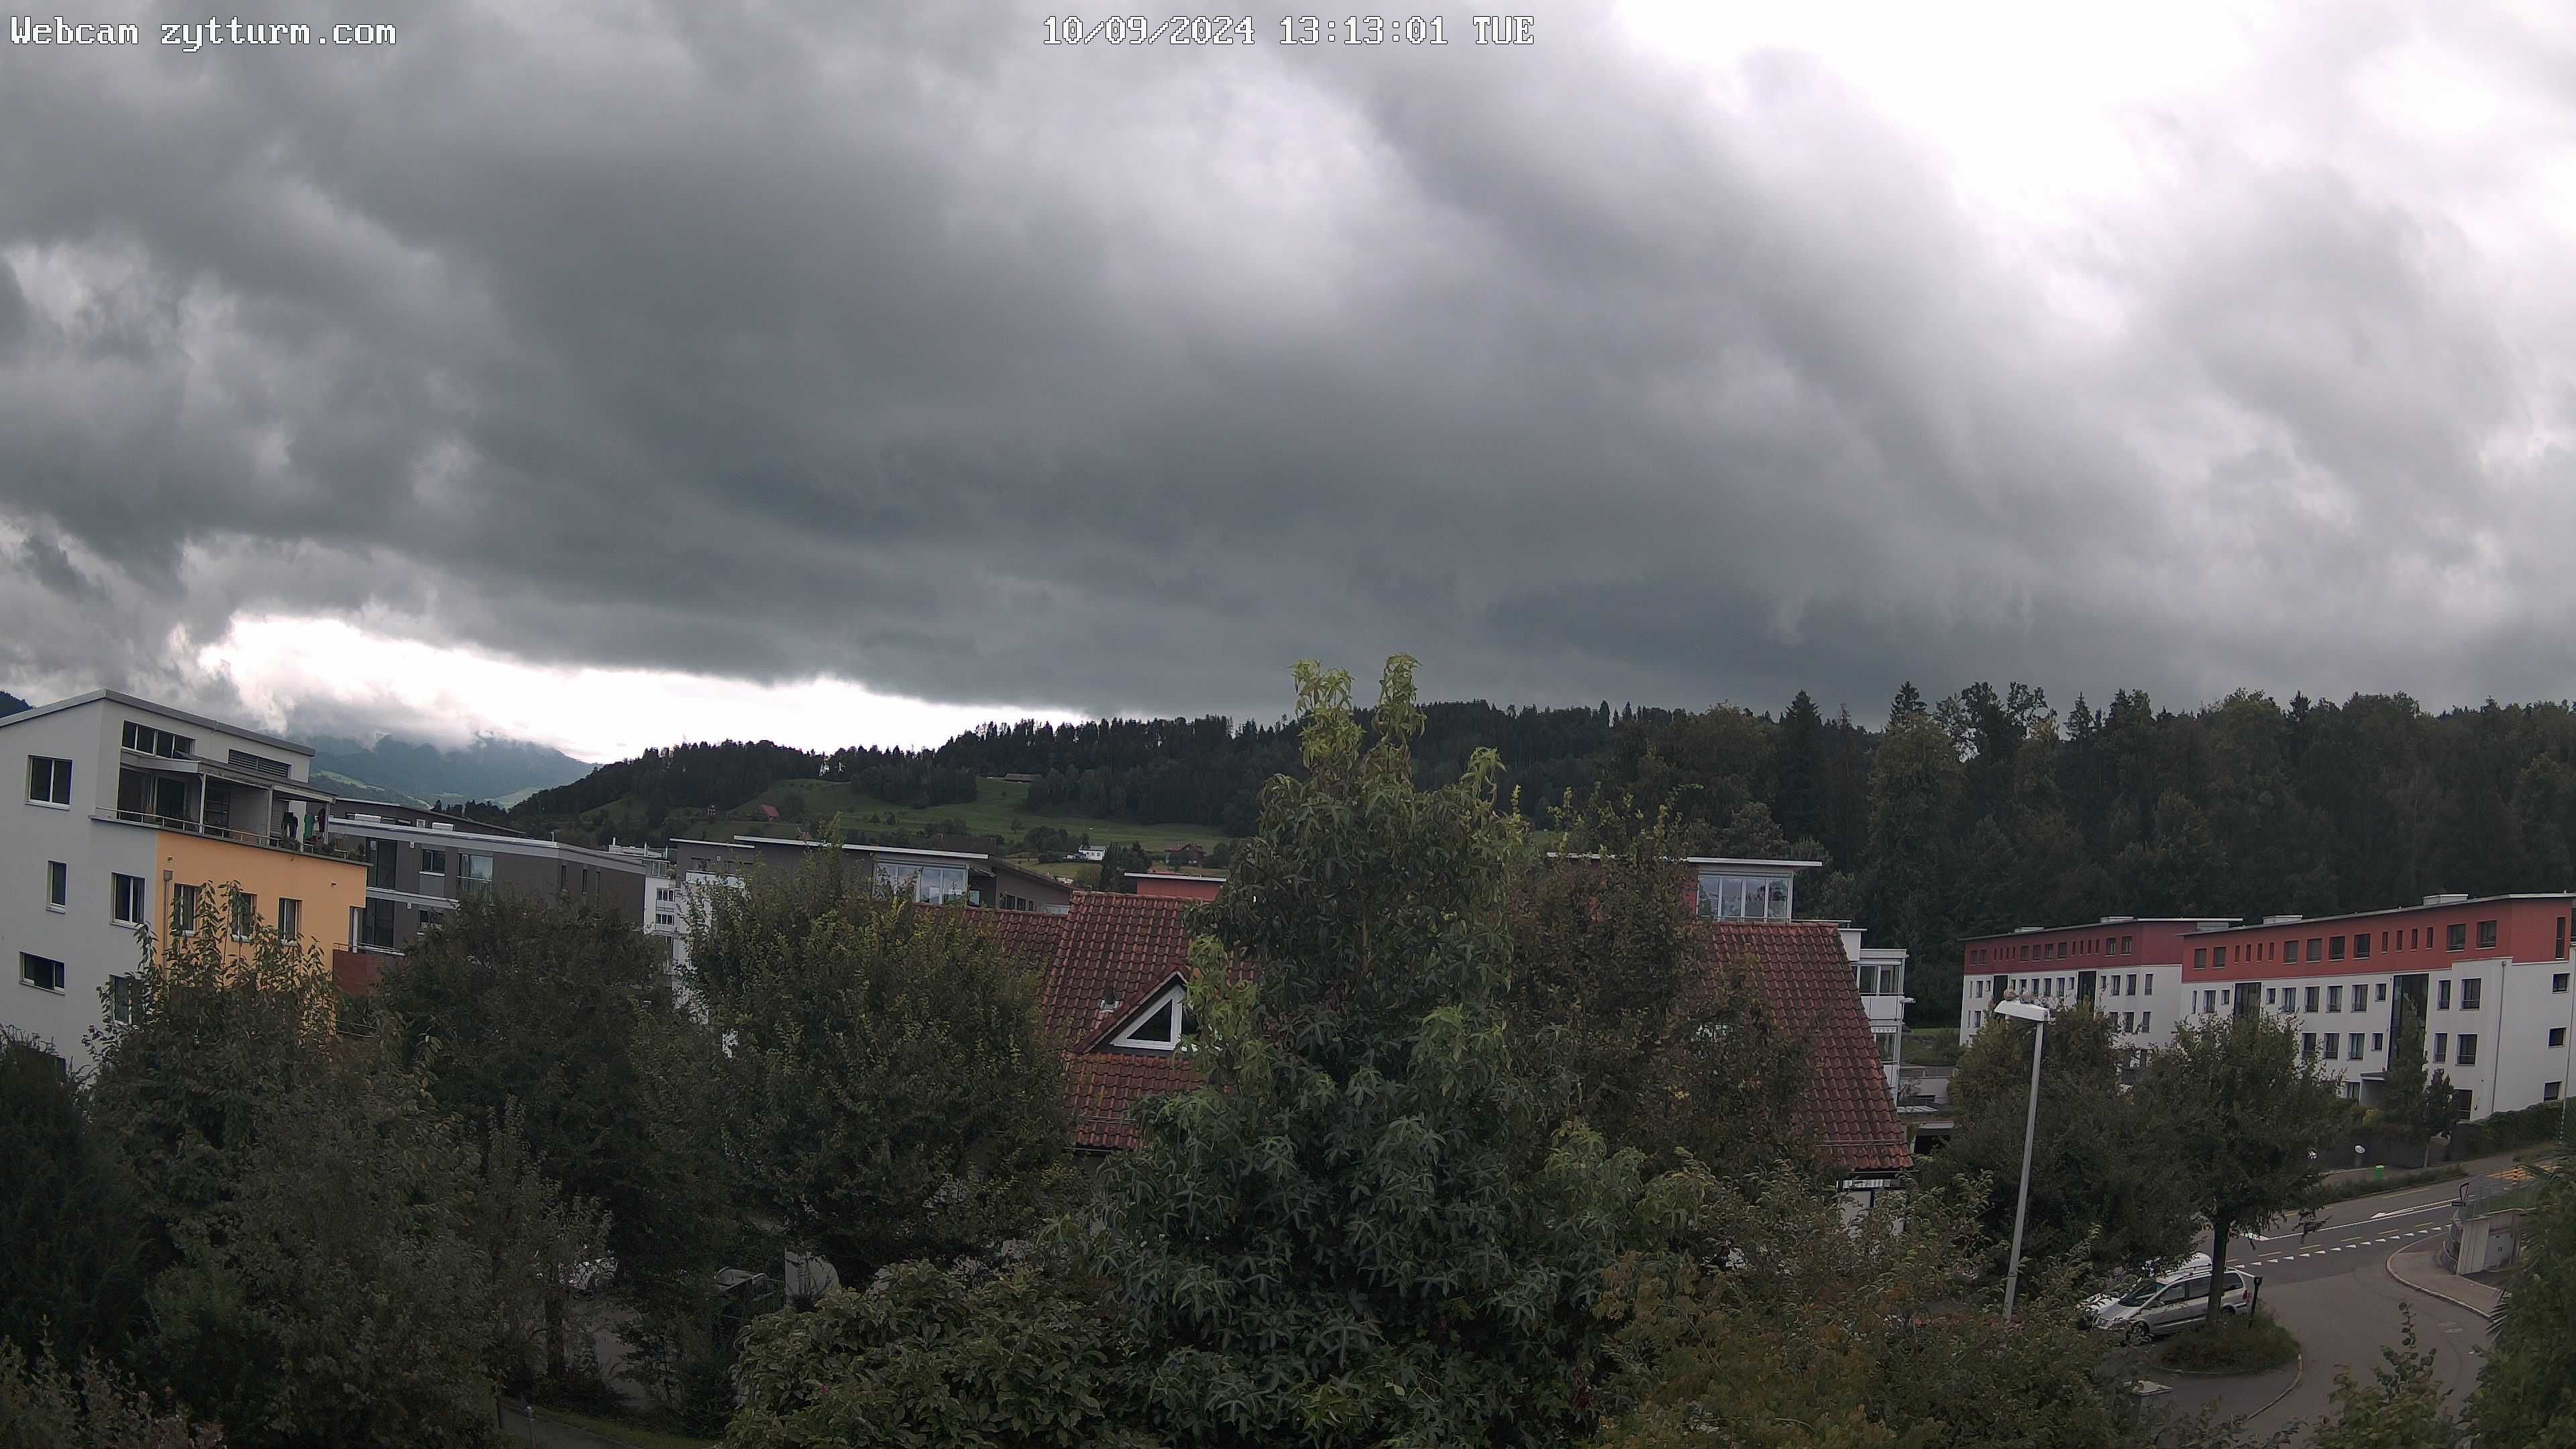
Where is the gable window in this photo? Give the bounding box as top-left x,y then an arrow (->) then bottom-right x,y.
25,756 -> 72,806
19,953 -> 65,992
1107,982 -> 1195,1052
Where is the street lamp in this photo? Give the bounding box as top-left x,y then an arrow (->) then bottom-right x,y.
1994,998 -> 2055,1323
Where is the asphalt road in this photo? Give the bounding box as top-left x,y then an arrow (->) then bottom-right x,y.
2149,1174 -> 2492,1442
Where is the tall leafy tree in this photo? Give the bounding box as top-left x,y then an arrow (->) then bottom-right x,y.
0,1034 -> 149,1368
1866,710 -> 1964,1020
1921,1004 -> 2194,1278
2382,998 -> 2428,1142
87,887 -> 506,1446
2135,1012 -> 2351,1326
684,855 -> 1069,1282
1075,657 -> 1652,1446
1507,792 -> 1817,1181
375,892 -> 731,1318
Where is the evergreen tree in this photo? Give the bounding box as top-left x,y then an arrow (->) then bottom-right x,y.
1776,690 -> 1828,843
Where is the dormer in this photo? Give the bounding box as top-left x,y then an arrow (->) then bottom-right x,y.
1688,855 -> 1821,922
1100,978 -> 1193,1052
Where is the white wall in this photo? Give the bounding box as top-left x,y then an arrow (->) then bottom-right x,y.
1,700 -> 158,1068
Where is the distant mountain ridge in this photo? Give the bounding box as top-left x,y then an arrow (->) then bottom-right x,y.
0,692 -> 26,718
307,733 -> 593,808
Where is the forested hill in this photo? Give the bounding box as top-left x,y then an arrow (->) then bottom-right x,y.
506,686 -> 2576,1026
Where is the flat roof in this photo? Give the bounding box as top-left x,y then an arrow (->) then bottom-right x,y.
1682,856 -> 1824,869
1127,871 -> 1226,881
2189,892 -> 2576,936
1964,918 -> 2232,943
327,814 -> 647,869
728,835 -> 988,863
0,688 -> 313,757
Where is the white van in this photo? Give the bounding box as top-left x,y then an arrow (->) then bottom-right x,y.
2082,1262 -> 2258,1344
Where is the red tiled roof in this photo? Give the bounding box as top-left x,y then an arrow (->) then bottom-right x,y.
1036,892 -> 1197,1049
1065,1050 -> 1202,1150
1697,920 -> 1913,1176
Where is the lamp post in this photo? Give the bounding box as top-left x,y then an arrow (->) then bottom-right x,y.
1994,998 -> 2055,1323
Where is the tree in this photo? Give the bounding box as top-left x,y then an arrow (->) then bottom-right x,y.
375,893 -> 731,1318
0,1032 -> 149,1368
2469,1167 -> 2576,1443
1864,710 -> 1964,1022
1921,1004 -> 2194,1278
0,1343 -> 222,1449
1074,657 -> 1653,1446
727,1258 -> 1155,1449
1593,1169 -> 2142,1449
1093,841 -> 1152,892
1507,792 -> 1818,1181
683,855 -> 1069,1282
2135,1012 -> 2351,1326
87,887 -> 506,1446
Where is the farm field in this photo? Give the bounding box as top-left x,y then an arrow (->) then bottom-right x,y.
720,777 -> 1230,855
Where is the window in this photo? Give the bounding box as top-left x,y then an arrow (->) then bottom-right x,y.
2353,934 -> 2370,960
2434,1033 -> 2448,1064
2329,935 -> 2346,961
366,839 -> 398,888
2144,974 -> 2153,995
2548,1082 -> 2564,1103
2308,936 -> 2323,961
2286,940 -> 2302,964
2438,979 -> 2452,1010
2266,987 -> 2277,1004
2128,973 -> 2140,994
2140,1012 -> 2151,1032
2213,946 -> 2227,967
2349,1032 -> 2363,1058
2372,1033 -> 2384,1052
2194,949 -> 2207,969
230,892 -> 258,940
109,973 -> 142,1024
1874,1030 -> 1898,1063
119,722 -> 193,758
277,898 -> 300,943
2123,1011 -> 2136,1032
25,755 -> 72,806
418,910 -> 444,933
46,859 -> 66,910
1698,872 -> 1792,921
171,882 -> 199,935
111,873 -> 146,926
2304,986 -> 2320,1013
2377,983 -> 2387,1002
1108,982 -> 1194,1051
655,912 -> 676,927
19,953 -> 65,991
2447,924 -> 2468,951
419,848 -> 446,876
2476,920 -> 2498,951
2558,973 -> 2571,994
2328,985 -> 2343,1012
2324,1034 -> 2339,1060
2302,1032 -> 2317,1059
2461,979 -> 2481,1011
2559,916 -> 2567,958
2457,1034 -> 2479,1067
2551,1028 -> 2567,1049
2122,935 -> 2133,954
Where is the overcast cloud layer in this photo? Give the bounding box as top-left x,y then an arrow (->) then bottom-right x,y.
4,1 -> 2575,750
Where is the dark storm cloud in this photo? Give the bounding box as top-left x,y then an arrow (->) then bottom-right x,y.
2,0 -> 2572,732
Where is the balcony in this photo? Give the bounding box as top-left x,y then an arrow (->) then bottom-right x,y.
95,808 -> 366,863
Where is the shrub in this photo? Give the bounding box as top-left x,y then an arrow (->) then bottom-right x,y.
2153,1308 -> 2298,1376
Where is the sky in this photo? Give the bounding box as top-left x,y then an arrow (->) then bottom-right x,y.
3,1 -> 2574,760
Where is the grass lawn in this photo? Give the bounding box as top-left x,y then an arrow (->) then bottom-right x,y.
535,1403 -> 716,1449
690,777 -> 1230,855
2151,1308 -> 2299,1376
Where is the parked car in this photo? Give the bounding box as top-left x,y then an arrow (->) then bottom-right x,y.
2082,1263 -> 2257,1344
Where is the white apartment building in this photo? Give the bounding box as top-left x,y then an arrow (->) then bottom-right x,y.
3,690 -> 364,1069
1960,894 -> 2576,1122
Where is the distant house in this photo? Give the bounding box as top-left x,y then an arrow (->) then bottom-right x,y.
754,803 -> 780,821
1076,846 -> 1107,863
1131,872 -> 1223,903
1162,843 -> 1206,867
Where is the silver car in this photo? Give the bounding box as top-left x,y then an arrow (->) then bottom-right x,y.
2084,1267 -> 2257,1344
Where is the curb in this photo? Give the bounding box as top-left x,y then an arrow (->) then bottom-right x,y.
2247,1353 -> 2305,1424
2384,1242 -> 2498,1324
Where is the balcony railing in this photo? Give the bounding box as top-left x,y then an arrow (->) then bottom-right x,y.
98,809 -> 366,861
